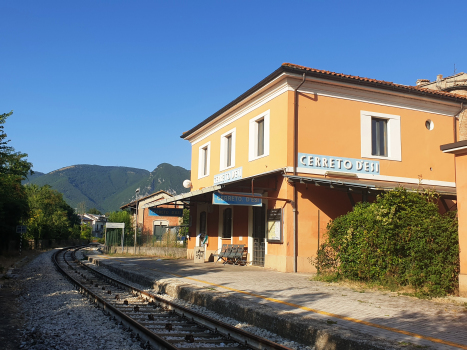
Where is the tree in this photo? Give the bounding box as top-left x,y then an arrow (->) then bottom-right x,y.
0,111 -> 32,251
80,224 -> 92,240
25,184 -> 80,245
77,201 -> 86,215
88,207 -> 102,215
107,210 -> 133,246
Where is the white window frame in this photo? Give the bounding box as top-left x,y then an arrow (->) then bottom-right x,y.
219,128 -> 236,171
361,111 -> 401,162
198,141 -> 211,179
249,110 -> 270,162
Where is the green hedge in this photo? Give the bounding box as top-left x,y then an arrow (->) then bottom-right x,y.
314,188 -> 459,297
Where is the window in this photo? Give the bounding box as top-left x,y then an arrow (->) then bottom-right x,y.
198,141 -> 211,178
153,220 -> 168,241
199,211 -> 207,234
226,135 -> 232,167
222,208 -> 232,239
371,118 -> 387,157
219,128 -> 236,171
257,119 -> 264,156
361,111 -> 401,161
249,110 -> 270,161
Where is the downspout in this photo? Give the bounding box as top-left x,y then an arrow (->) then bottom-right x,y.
293,73 -> 306,273
454,102 -> 465,143
454,102 -> 465,186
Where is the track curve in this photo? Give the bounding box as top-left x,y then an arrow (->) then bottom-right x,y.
53,246 -> 294,350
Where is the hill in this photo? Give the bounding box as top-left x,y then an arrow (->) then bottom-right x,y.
22,163 -> 191,213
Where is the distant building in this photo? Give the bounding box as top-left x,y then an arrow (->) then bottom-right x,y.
417,72 -> 467,140
80,213 -> 107,237
120,190 -> 185,240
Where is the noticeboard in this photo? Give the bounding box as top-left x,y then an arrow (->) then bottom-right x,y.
16,225 -> 27,234
267,209 -> 283,243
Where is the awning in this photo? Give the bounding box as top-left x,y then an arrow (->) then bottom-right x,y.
284,175 -> 456,199
141,185 -> 222,209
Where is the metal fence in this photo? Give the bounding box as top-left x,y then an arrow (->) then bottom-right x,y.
105,226 -> 187,249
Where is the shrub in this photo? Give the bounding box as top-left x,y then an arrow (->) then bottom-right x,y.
314,188 -> 459,297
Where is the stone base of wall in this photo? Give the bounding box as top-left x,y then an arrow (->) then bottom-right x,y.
103,246 -> 187,259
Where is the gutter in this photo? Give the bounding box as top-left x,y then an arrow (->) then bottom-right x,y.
454,102 -> 465,142
293,73 -> 306,273
181,65 -> 467,141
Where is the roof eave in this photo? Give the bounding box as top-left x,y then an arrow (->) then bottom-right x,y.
180,66 -> 286,139
181,64 -> 467,140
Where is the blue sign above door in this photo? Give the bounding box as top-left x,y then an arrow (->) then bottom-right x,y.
212,192 -> 262,207
149,208 -> 183,217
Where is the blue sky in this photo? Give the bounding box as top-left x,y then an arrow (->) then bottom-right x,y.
1,0 -> 465,173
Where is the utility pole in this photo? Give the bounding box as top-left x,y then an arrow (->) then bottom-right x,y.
134,188 -> 140,254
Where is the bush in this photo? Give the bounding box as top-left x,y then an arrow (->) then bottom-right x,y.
314,188 -> 459,297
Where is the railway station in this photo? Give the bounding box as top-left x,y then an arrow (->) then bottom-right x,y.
142,63 -> 466,275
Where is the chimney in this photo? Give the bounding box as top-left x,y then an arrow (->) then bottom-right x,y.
416,79 -> 430,86
437,74 -> 443,81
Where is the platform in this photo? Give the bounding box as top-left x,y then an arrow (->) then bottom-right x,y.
86,249 -> 467,350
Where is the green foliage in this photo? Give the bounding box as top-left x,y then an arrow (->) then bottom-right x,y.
314,188 -> 459,297
80,224 -> 92,240
106,210 -> 135,246
22,163 -> 191,213
0,111 -> 32,251
179,208 -> 190,237
88,207 -> 102,215
25,184 -> 81,243
107,210 -> 133,234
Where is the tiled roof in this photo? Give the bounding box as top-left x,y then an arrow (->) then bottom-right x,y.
282,63 -> 467,99
120,190 -> 174,209
181,63 -> 467,139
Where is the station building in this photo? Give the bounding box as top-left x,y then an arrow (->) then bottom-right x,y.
143,63 -> 467,273
121,190 -> 184,239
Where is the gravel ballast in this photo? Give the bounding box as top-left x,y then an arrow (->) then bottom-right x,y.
17,249 -> 143,350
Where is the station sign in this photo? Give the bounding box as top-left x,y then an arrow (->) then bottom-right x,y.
149,208 -> 183,217
212,191 -> 262,207
298,153 -> 380,175
16,225 -> 27,234
106,222 -> 125,229
213,167 -> 243,185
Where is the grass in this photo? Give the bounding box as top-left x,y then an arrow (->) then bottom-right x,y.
311,273 -> 437,300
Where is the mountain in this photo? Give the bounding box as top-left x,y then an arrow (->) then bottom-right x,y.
22,163 -> 191,213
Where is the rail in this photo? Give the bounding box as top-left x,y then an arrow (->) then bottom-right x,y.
52,246 -> 294,350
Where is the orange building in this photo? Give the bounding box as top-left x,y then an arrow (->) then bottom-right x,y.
121,190 -> 184,238
143,63 -> 467,273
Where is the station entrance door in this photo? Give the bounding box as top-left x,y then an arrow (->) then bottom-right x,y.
252,204 -> 265,266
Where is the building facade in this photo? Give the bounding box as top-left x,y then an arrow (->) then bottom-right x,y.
144,63 -> 467,273
121,190 -> 184,238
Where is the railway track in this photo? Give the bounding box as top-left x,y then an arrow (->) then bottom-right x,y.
53,246 -> 293,350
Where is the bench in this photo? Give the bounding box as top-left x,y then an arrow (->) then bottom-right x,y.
214,244 -> 247,265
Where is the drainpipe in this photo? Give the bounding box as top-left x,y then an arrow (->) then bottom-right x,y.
454,102 -> 465,143
454,102 -> 465,186
293,73 -> 306,273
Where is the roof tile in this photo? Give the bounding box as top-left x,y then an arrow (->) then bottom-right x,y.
282,62 -> 466,99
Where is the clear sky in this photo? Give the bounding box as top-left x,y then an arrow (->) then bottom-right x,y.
1,0 -> 465,173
